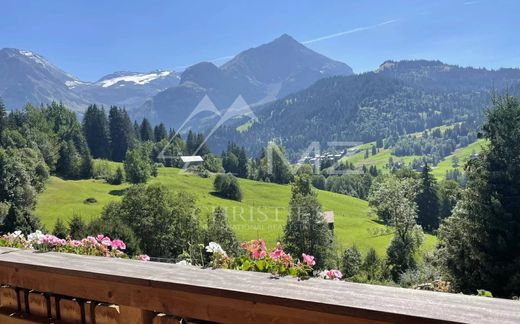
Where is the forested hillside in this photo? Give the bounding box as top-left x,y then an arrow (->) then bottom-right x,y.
209,61 -> 520,158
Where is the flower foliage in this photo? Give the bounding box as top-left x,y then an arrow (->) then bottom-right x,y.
0,230 -> 149,261
206,240 -> 319,278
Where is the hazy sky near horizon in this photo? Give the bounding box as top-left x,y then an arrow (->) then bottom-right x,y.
1,0 -> 518,81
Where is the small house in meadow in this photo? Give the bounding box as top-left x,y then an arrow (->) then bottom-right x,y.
180,155 -> 204,166
322,211 -> 335,231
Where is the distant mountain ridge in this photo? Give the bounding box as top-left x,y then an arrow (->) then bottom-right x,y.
0,47 -> 181,112
0,48 -> 88,109
140,34 -> 353,129
208,60 -> 520,157
0,34 -> 353,125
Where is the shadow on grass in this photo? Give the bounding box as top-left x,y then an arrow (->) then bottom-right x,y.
209,191 -> 241,202
109,188 -> 128,196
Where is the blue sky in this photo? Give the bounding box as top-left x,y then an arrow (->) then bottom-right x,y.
1,0 -> 518,81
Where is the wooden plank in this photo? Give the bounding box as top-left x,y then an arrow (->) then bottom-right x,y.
26,291 -> 49,318
0,307 -> 51,324
153,313 -> 181,324
118,306 -> 155,324
94,303 -> 120,324
59,298 -> 83,324
0,286 -> 19,312
0,248 -> 518,323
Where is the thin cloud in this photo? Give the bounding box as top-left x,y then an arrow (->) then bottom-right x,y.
464,1 -> 481,5
302,19 -> 399,45
173,19 -> 399,71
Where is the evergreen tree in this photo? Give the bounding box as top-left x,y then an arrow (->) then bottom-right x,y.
68,214 -> 87,240
283,174 -> 332,269
361,248 -> 382,282
1,205 -> 40,235
437,96 -> 520,296
109,106 -> 134,162
56,140 -> 81,179
140,118 -> 154,142
376,136 -> 384,149
371,145 -> 377,156
186,130 -> 196,155
133,121 -> 141,141
195,133 -> 210,156
416,163 -> 440,231
341,245 -> 362,279
82,105 -> 110,159
52,218 -> 68,239
0,98 -> 6,139
237,147 -> 248,178
154,123 -> 168,142
207,206 -> 240,256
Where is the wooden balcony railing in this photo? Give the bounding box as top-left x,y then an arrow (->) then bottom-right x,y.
0,247 -> 518,324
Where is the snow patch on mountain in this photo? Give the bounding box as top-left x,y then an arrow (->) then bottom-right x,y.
18,50 -> 52,67
65,80 -> 88,89
98,71 -> 174,88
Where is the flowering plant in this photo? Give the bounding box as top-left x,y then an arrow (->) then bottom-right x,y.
205,240 -> 315,278
0,231 -> 151,261
319,269 -> 343,280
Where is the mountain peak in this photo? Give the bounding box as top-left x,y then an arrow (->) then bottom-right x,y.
221,33 -> 353,84
272,33 -> 299,44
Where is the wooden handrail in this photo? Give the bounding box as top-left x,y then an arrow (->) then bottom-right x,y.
0,247 -> 518,323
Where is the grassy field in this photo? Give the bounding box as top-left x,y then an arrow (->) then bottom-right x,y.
431,139 -> 486,178
35,165 -> 436,255
341,124 -> 484,181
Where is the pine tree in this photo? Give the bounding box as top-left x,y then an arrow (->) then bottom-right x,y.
437,96 -> 520,296
154,123 -> 168,142
133,121 -> 141,141
68,214 -> 87,240
371,145 -> 377,156
283,174 -> 332,269
416,163 -> 440,231
186,130 -> 196,155
140,118 -> 154,142
207,206 -> 240,256
83,105 -> 110,159
56,140 -> 80,179
237,147 -> 248,178
341,245 -> 362,279
0,98 -> 6,139
109,107 -> 135,162
195,133 -> 210,156
52,218 -> 68,239
1,205 -> 40,235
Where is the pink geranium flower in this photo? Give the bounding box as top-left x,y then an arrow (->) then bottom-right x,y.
302,253 -> 316,267
71,240 -> 82,248
111,239 -> 126,250
139,254 -> 150,261
101,237 -> 112,247
270,248 -> 283,260
324,270 -> 343,280
96,234 -> 105,242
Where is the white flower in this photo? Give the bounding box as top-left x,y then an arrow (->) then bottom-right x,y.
205,242 -> 227,256
12,230 -> 22,238
27,230 -> 44,244
176,260 -> 191,266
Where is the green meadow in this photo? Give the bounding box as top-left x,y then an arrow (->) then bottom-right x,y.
35,165 -> 436,255
341,124 -> 485,181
